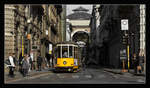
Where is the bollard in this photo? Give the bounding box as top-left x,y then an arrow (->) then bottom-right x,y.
122,60 -> 127,72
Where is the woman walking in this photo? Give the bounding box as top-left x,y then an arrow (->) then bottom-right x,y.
22,54 -> 30,77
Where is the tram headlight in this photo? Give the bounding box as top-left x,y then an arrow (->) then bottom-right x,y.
63,61 -> 67,65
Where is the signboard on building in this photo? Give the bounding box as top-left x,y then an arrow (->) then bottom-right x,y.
121,19 -> 128,30
32,45 -> 38,51
49,44 -> 52,54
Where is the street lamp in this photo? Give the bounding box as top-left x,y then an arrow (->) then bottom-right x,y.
27,19 -> 31,55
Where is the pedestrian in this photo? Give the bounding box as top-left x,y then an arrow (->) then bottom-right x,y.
82,57 -> 86,71
27,54 -> 31,73
19,53 -> 23,74
30,51 -> 34,70
12,53 -> 17,71
37,51 -> 43,71
7,53 -> 16,78
22,54 -> 30,77
49,54 -> 53,68
46,53 -> 50,68
45,57 -> 50,68
132,53 -> 138,74
138,52 -> 144,73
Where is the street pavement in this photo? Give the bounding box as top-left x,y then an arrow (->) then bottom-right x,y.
4,67 -> 145,84
4,67 -> 51,83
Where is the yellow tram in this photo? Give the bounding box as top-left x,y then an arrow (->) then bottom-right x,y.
53,42 -> 81,72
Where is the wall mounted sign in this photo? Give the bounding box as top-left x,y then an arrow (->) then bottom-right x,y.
121,19 -> 128,30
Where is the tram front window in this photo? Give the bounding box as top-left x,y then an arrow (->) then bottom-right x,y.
69,46 -> 73,58
57,46 -> 61,58
62,46 -> 68,58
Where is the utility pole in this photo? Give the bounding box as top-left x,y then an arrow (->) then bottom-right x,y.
127,32 -> 130,72
27,5 -> 31,55
124,30 -> 130,72
121,19 -> 130,72
22,36 -> 24,56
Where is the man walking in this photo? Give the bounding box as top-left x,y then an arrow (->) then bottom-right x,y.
133,53 -> 138,74
19,53 -> 23,74
37,51 -> 43,71
7,53 -> 16,78
30,51 -> 34,70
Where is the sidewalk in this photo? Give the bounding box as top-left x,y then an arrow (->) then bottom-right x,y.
4,67 -> 52,82
103,68 -> 145,76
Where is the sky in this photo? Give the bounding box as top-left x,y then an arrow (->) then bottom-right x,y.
66,5 -> 93,16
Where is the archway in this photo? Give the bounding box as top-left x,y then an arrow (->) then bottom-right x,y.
72,31 -> 89,44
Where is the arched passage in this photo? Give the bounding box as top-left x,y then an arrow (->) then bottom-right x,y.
72,31 -> 89,44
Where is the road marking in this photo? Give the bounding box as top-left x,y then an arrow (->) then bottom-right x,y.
85,75 -> 92,78
72,75 -> 79,78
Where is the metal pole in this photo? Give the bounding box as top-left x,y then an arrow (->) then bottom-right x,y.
27,5 -> 31,55
22,36 -> 24,56
127,44 -> 130,72
125,30 -> 130,72
127,31 -> 130,72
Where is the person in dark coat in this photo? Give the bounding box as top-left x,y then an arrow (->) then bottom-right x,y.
22,54 -> 30,77
37,52 -> 43,71
132,53 -> 138,74
19,53 -> 23,74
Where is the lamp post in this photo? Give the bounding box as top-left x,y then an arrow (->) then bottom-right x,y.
27,19 -> 31,55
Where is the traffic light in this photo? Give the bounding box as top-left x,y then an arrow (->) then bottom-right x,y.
122,35 -> 127,45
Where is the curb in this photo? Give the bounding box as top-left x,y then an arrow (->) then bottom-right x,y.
103,69 -> 123,75
104,69 -> 145,77
129,73 -> 145,76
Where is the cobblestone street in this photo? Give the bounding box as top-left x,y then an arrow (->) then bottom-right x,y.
5,67 -> 145,84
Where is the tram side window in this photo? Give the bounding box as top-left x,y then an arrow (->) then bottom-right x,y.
57,46 -> 61,58
62,46 -> 68,58
69,46 -> 73,58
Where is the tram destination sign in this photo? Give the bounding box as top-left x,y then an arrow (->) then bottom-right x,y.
121,19 -> 128,30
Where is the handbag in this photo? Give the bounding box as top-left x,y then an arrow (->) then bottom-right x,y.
5,59 -> 11,65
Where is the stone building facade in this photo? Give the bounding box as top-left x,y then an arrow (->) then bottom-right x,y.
41,5 -> 62,60
139,4 -> 146,74
4,5 -> 16,59
4,4 -> 63,66
67,6 -> 91,44
139,5 -> 146,56
89,5 -> 141,68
